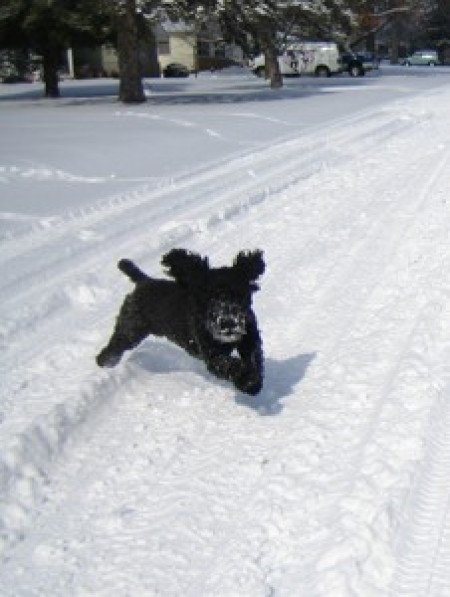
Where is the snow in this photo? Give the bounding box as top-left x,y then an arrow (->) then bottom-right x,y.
1,65 -> 450,596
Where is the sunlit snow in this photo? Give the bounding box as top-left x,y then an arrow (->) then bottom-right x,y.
1,65 -> 450,596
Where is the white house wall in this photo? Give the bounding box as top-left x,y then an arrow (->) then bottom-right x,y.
159,33 -> 197,71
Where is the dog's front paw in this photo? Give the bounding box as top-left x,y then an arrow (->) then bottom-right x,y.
234,371 -> 263,395
208,354 -> 240,379
233,352 -> 263,395
207,354 -> 263,394
96,349 -> 122,368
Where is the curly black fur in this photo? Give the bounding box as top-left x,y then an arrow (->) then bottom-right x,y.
96,248 -> 265,395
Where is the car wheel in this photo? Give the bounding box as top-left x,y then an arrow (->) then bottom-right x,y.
349,63 -> 364,77
254,67 -> 265,78
315,66 -> 330,77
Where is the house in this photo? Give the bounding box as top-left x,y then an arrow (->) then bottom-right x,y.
71,19 -> 244,79
156,20 -> 244,73
72,32 -> 159,78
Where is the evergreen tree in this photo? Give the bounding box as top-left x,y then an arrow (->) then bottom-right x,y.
0,0 -> 108,97
426,0 -> 450,53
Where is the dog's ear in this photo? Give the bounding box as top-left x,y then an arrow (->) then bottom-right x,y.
161,249 -> 209,285
233,250 -> 265,283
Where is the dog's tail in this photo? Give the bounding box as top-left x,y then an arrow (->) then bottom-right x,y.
118,259 -> 149,284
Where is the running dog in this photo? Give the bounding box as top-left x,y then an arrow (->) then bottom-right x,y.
96,248 -> 265,395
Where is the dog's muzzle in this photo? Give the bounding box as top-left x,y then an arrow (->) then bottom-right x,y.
206,299 -> 247,343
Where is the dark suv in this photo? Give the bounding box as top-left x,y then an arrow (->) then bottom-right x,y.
340,52 -> 379,77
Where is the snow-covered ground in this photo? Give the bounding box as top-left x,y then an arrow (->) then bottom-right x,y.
2,66 -> 450,596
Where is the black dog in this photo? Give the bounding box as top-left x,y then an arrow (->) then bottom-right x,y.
96,248 -> 265,395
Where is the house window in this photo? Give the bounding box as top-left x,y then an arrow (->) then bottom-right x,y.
197,41 -> 210,57
214,42 -> 226,58
158,40 -> 170,55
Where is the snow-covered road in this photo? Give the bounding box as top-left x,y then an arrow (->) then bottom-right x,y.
2,72 -> 450,596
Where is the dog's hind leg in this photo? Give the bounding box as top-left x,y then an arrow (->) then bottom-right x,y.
96,294 -> 149,367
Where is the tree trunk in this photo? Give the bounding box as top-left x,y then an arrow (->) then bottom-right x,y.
264,44 -> 283,89
116,0 -> 145,104
390,14 -> 401,64
42,47 -> 60,98
258,27 -> 283,89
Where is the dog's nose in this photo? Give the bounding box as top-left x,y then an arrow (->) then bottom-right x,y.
219,316 -> 236,331
220,310 -> 246,332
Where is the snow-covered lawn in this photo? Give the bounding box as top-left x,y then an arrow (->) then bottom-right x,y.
1,67 -> 450,596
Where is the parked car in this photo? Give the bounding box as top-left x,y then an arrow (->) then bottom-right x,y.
0,62 -> 25,83
162,63 -> 189,78
403,50 -> 440,66
358,52 -> 380,72
340,51 -> 379,77
0,69 -> 35,83
0,57 -> 41,83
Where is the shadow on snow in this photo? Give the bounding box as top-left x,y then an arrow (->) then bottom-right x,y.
130,342 -> 315,416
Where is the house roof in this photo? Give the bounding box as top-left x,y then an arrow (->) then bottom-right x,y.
160,20 -> 195,34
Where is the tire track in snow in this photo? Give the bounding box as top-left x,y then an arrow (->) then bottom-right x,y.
0,365 -> 280,594
389,388 -> 450,597
0,368 -> 132,557
0,105 -> 413,290
284,152 -> 450,596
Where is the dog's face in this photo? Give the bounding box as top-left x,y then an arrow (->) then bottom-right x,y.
162,249 -> 265,345
205,297 -> 247,343
204,271 -> 254,343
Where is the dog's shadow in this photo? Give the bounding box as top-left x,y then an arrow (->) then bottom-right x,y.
130,343 -> 201,375
131,344 -> 315,416
235,352 -> 316,415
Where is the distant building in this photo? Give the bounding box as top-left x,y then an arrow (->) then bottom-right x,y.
70,19 -> 244,79
71,32 -> 159,79
156,20 -> 244,73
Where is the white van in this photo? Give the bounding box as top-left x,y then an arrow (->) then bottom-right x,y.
249,41 -> 341,78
